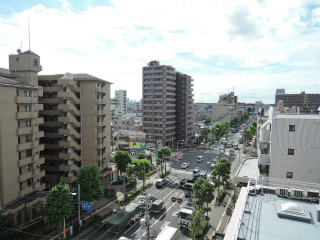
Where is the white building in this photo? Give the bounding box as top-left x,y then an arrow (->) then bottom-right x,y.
258,107 -> 320,184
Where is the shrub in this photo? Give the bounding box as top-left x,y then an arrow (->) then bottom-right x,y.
146,169 -> 156,177
160,171 -> 170,178
80,218 -> 94,231
219,190 -> 226,200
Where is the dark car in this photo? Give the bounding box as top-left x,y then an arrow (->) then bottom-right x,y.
156,179 -> 168,188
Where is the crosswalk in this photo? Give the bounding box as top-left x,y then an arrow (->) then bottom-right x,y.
174,168 -> 212,176
204,149 -> 239,157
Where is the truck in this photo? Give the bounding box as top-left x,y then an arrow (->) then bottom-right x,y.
104,194 -> 152,233
93,202 -> 120,228
178,204 -> 194,228
151,200 -> 165,213
155,226 -> 179,240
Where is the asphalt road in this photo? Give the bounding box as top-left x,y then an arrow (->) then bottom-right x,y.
79,132 -> 243,240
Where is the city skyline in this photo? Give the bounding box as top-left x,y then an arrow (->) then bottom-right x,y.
1,0 -> 320,104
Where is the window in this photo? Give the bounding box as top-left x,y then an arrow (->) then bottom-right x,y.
288,149 -> 294,155
25,120 -> 31,127
24,91 -> 31,97
289,125 -> 295,131
33,59 -> 38,66
97,128 -> 100,133
287,172 -> 293,178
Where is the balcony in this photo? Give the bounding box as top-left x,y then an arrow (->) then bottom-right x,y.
44,132 -> 62,138
59,140 -> 81,150
18,141 -> 32,151
17,127 -> 34,135
96,121 -> 106,127
44,143 -> 60,150
19,171 -> 32,182
34,117 -> 44,125
96,98 -> 107,105
58,116 -> 80,128
58,104 -> 80,116
59,164 -> 79,172
40,98 -> 64,104
95,131 -> 107,138
57,78 -> 80,92
58,128 -> 81,138
18,156 -> 32,167
35,156 -> 45,165
57,92 -> 80,104
20,185 -> 33,197
33,143 -> 45,153
41,165 -> 59,171
260,130 -> 270,142
43,86 -> 64,92
17,111 -> 37,119
34,131 -> 44,139
33,104 -> 43,111
259,152 -> 270,165
95,110 -> 106,115
60,175 -> 76,184
59,152 -> 81,161
16,96 -> 37,103
39,109 -> 64,116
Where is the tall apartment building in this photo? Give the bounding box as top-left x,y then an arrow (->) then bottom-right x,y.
212,91 -> 237,124
142,60 -> 194,146
38,73 -> 111,187
275,90 -> 320,114
258,107 -> 320,183
0,50 -> 46,225
115,90 -> 127,115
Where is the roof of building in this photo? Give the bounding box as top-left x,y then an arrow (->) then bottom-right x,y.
236,158 -> 259,180
73,73 -> 111,83
225,186 -> 320,240
0,75 -> 38,88
20,50 -> 39,56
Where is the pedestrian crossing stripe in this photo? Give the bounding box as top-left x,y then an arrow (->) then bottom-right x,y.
203,150 -> 239,156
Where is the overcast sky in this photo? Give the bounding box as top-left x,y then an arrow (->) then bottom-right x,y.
1,0 -> 320,104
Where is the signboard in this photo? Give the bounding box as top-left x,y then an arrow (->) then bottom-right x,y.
276,89 -> 285,94
129,142 -> 140,148
81,201 -> 91,212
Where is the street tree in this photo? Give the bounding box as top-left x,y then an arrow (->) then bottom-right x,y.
114,150 -> 132,175
205,118 -> 211,125
0,215 -> 13,233
43,183 -> 74,229
201,129 -> 209,141
125,163 -> 137,184
76,165 -> 103,202
146,154 -> 152,164
211,157 -> 231,202
189,207 -> 205,240
157,147 -> 171,175
192,178 -> 215,217
252,121 -> 257,128
132,158 -> 152,188
136,153 -> 146,160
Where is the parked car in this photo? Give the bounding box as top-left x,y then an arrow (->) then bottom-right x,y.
156,179 -> 168,188
197,156 -> 203,162
181,163 -> 190,169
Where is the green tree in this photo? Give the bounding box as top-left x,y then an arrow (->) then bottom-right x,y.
211,158 -> 231,202
136,153 -> 146,160
125,163 -> 137,183
252,121 -> 257,128
114,151 -> 132,175
157,147 -> 171,175
132,158 -> 152,188
146,154 -> 152,164
43,183 -> 74,229
201,129 -> 209,141
189,207 -> 205,240
192,178 -> 215,217
0,215 -> 13,232
205,118 -> 211,125
76,165 -> 103,202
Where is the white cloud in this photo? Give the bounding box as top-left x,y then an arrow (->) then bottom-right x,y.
0,0 -> 319,103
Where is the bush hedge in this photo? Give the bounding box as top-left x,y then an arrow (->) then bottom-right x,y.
146,169 -> 156,177
118,182 -> 154,205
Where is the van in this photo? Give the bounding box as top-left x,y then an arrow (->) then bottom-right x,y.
233,142 -> 238,150
200,171 -> 207,179
193,168 -> 200,178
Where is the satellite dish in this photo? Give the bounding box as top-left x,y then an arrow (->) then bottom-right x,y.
17,49 -> 21,53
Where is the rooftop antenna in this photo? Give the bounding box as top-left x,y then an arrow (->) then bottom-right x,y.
28,18 -> 30,51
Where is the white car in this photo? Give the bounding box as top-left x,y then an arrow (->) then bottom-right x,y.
181,163 -> 190,169
197,156 -> 203,162
211,163 -> 216,168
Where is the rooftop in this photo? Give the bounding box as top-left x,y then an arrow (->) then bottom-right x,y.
236,158 -> 259,180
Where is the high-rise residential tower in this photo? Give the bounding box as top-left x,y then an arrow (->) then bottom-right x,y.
38,73 -> 112,187
142,60 -> 194,146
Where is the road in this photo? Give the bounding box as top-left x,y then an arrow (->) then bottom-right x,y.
79,132 -> 243,240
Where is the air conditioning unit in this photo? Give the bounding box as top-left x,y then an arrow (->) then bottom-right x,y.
290,189 -> 304,198
276,187 -> 288,196
306,190 -> 320,199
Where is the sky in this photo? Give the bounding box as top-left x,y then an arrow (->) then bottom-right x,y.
0,0 -> 320,104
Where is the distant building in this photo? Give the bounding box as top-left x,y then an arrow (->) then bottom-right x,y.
112,118 -> 142,131
275,90 -> 320,114
212,92 -> 237,123
142,60 -> 194,146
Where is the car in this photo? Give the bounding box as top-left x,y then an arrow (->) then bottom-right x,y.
156,179 -> 168,188
197,156 -> 203,162
146,146 -> 151,150
181,163 -> 190,169
211,162 -> 216,168
220,145 -> 225,150
193,168 -> 200,178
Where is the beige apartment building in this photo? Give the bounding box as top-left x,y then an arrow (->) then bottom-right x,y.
38,73 -> 112,188
212,91 -> 237,123
0,50 -> 46,225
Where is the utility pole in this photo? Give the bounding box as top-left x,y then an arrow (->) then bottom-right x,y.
78,184 -> 82,227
